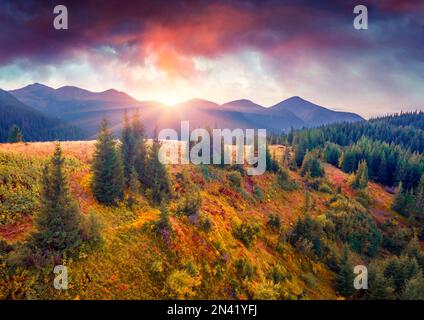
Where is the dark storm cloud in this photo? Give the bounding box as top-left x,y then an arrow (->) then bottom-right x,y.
0,0 -> 422,67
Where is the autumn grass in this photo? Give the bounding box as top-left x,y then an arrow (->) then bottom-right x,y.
1,141 -> 340,299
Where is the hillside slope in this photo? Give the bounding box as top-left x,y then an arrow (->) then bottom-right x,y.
0,141 -> 411,300
0,89 -> 87,142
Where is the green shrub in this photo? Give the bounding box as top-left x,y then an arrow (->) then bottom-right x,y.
198,212 -> 212,232
301,272 -> 318,289
253,186 -> 264,201
235,258 -> 256,280
356,189 -> 372,208
267,214 -> 281,230
0,153 -> 42,225
289,215 -> 323,257
178,190 -> 202,216
277,167 -> 297,191
318,184 -> 333,194
301,153 -> 325,178
164,269 -> 200,299
233,222 -> 260,248
228,171 -> 242,188
269,264 -> 287,283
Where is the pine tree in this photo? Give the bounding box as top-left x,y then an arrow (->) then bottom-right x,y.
352,160 -> 368,190
340,150 -> 357,173
132,109 -> 147,186
393,182 -> 406,213
303,190 -> 311,213
127,167 -> 141,208
416,174 -> 424,240
415,174 -> 424,216
266,144 -> 278,172
8,125 -> 23,143
282,147 -> 291,168
120,111 -> 135,186
301,153 -> 324,178
294,137 -> 307,167
378,153 -> 389,186
92,118 -> 124,205
157,202 -> 171,231
401,272 -> 424,300
31,144 -> 82,255
336,247 -> 355,297
366,264 -> 396,300
146,129 -> 171,204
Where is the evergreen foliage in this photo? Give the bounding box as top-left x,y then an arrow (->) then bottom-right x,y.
30,144 -> 83,257
92,118 -> 124,205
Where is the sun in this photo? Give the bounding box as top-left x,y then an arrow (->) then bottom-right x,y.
156,95 -> 184,106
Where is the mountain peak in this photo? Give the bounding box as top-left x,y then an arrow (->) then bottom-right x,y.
14,82 -> 54,93
177,98 -> 219,108
222,99 -> 265,113
283,96 -> 309,103
271,96 -> 363,125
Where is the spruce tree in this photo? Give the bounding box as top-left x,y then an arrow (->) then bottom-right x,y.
294,137 -> 307,167
401,273 -> 424,300
393,182 -> 406,213
92,118 -> 124,205
31,144 -> 82,255
266,144 -> 278,173
120,111 -> 135,186
8,125 -> 23,143
336,247 -> 355,297
352,160 -> 368,189
366,264 -> 396,300
378,153 -> 389,186
127,167 -> 141,208
146,130 -> 171,204
157,202 -> 171,231
415,174 -> 424,216
132,109 -> 147,186
416,174 -> 424,239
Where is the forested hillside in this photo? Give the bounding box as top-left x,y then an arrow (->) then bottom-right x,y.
288,112 -> 424,188
288,111 -> 424,238
1,111 -> 424,300
0,89 -> 86,142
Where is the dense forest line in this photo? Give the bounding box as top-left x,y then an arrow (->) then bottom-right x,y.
370,111 -> 424,131
0,89 -> 86,142
286,112 -> 424,155
284,112 -> 424,192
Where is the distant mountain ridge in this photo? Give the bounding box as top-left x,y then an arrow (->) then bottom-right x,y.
270,96 -> 363,126
8,83 -> 364,138
0,89 -> 86,142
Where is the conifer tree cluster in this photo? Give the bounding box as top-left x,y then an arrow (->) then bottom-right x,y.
393,174 -> 424,238
92,111 -> 171,206
300,152 -> 325,178
120,109 -> 147,189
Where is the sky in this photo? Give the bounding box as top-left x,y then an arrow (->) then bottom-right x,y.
0,0 -> 423,118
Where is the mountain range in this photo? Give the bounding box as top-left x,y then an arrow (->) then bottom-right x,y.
0,89 -> 85,142
4,83 -> 364,140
